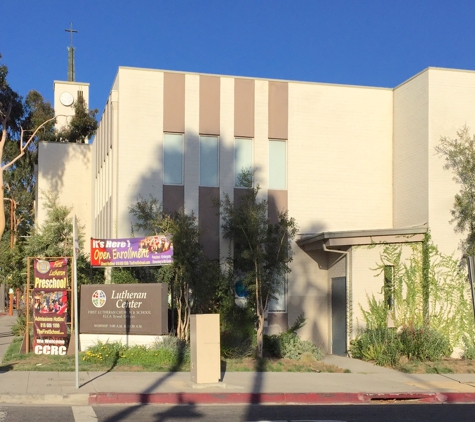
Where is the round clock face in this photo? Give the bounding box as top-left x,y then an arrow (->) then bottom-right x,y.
59,91 -> 74,106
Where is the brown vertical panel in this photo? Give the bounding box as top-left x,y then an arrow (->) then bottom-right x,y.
268,81 -> 288,140
233,188 -> 249,209
200,76 -> 220,135
234,78 -> 254,137
163,72 -> 185,133
199,187 -> 220,260
268,190 -> 288,224
163,185 -> 184,214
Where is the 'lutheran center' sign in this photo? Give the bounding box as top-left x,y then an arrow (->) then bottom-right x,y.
80,284 -> 168,335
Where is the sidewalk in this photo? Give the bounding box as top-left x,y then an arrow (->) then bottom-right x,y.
2,314 -> 475,406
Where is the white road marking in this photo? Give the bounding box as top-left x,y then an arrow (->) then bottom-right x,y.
0,407 -> 6,422
72,405 -> 98,421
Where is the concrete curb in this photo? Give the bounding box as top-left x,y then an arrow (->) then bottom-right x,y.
88,391 -> 475,405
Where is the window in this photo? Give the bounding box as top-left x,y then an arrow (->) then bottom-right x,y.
235,138 -> 253,187
269,140 -> 287,190
200,136 -> 219,187
164,133 -> 184,185
268,275 -> 287,313
384,265 -> 394,310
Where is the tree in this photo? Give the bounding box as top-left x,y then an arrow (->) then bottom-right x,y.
436,125 -> 475,255
23,192 -> 93,285
219,172 -> 298,358
1,55 -> 99,243
130,196 -> 220,341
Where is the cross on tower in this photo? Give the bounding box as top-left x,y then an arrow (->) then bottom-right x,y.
64,23 -> 78,82
65,22 -> 78,47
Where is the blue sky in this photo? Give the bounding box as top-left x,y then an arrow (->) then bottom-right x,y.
3,1 -> 475,112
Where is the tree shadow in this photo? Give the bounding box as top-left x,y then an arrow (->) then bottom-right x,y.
102,343 -> 189,422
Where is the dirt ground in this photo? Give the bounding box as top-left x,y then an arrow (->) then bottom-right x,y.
396,358 -> 475,374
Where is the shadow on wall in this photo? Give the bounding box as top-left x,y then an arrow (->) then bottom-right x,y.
38,142 -> 91,193
289,240 -> 330,352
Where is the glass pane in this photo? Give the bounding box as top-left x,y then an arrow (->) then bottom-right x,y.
268,276 -> 286,312
200,136 -> 219,187
235,138 -> 253,187
269,140 -> 286,190
164,133 -> 183,185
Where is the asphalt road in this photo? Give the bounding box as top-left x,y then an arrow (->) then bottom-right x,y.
1,403 -> 475,421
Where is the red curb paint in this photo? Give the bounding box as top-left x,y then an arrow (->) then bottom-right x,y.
88,391 -> 475,406
438,393 -> 475,403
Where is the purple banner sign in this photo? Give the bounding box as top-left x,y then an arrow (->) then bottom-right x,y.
90,236 -> 173,267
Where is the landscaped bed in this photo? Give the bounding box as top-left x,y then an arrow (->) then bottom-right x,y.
0,337 -> 345,373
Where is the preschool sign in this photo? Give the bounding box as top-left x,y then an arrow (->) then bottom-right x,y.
90,236 -> 173,267
33,258 -> 70,355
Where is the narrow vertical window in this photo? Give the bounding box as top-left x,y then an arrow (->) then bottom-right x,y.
235,137 -> 253,187
384,265 -> 394,310
164,133 -> 184,185
268,275 -> 287,313
269,140 -> 287,189
200,136 -> 219,187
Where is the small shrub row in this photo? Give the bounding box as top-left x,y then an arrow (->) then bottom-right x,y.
82,337 -> 190,368
350,325 -> 452,366
264,332 -> 324,361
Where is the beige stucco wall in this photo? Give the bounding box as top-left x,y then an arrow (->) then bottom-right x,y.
287,82 -> 393,235
427,68 -> 475,256
37,142 -> 93,248
114,68 -> 164,237
393,71 -> 429,230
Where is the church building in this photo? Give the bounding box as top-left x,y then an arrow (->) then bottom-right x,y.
36,65 -> 475,354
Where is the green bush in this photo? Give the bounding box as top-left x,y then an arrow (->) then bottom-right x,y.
264,332 -> 324,361
151,336 -> 190,366
82,337 -> 190,368
350,325 -> 452,366
349,327 -> 400,367
399,325 -> 452,361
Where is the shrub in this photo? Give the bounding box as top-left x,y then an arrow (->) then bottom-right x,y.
399,325 -> 452,361
151,336 -> 190,366
349,327 -> 400,367
264,332 -> 324,361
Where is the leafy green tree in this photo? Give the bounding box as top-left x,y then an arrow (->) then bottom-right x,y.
129,196 -> 221,341
219,171 -> 298,358
0,55 -> 57,241
23,192 -> 94,286
436,125 -> 475,255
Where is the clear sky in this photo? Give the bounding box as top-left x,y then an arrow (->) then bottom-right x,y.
3,0 -> 475,113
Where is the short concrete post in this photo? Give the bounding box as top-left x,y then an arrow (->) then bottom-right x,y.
190,314 -> 220,384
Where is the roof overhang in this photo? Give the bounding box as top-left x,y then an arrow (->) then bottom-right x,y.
297,226 -> 428,252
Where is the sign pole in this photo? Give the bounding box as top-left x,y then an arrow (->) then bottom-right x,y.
73,216 -> 79,389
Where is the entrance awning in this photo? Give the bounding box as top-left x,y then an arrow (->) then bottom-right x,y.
297,226 -> 428,252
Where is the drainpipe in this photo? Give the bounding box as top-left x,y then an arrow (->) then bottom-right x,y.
323,243 -> 351,356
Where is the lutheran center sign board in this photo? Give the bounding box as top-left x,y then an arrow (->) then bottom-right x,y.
80,284 -> 168,335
